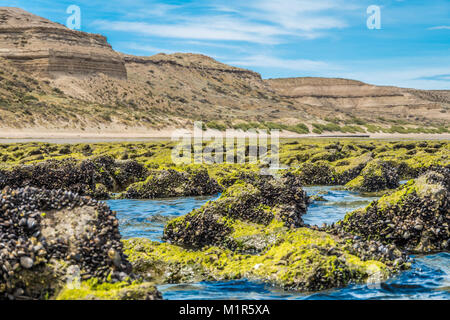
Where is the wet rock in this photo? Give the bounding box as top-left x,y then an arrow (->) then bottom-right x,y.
309,195 -> 328,203
290,161 -> 337,186
163,172 -> 308,249
20,257 -> 34,269
345,159 -> 399,192
121,167 -> 222,199
339,168 -> 450,253
335,152 -> 373,185
0,186 -> 160,300
125,171 -> 410,292
124,228 -> 399,293
0,157 -> 148,200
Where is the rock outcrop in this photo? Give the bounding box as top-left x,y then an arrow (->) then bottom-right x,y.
338,168 -> 450,253
164,172 -> 308,249
265,77 -> 449,124
291,161 -> 338,186
0,7 -> 127,79
121,168 -> 222,199
345,159 -> 399,192
334,152 -> 374,185
0,156 -> 148,199
0,186 -> 162,300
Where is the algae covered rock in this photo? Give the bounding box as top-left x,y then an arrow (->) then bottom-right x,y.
216,169 -> 261,188
339,168 -> 449,253
124,227 -> 399,292
0,186 -> 150,300
121,167 -> 222,199
309,195 -> 328,203
345,159 -> 399,192
334,152 -> 373,185
0,156 -> 148,199
55,278 -> 162,300
291,161 -> 337,186
163,173 -> 308,249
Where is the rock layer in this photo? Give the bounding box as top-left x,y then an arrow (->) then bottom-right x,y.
0,7 -> 127,79
266,77 -> 449,124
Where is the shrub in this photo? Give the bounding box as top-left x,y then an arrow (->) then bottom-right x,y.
206,121 -> 227,131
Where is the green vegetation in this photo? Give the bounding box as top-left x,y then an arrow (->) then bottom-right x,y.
312,122 -> 366,134
0,139 -> 448,191
229,121 -> 310,134
124,226 -> 391,291
55,278 -> 160,300
206,121 -> 227,131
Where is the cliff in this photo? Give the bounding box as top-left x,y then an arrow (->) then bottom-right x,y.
265,77 -> 448,124
0,7 -> 126,79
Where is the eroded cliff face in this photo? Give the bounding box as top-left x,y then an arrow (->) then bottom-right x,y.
265,77 -> 448,122
0,7 -> 127,79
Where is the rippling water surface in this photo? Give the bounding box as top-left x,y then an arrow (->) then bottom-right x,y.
107,187 -> 449,300
302,186 -> 378,226
108,195 -> 219,241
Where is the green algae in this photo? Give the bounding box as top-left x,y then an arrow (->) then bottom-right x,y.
142,161 -> 404,291
0,139 -> 448,210
345,175 -> 364,189
228,218 -> 285,240
339,168 -> 449,253
344,159 -> 399,192
376,173 -> 444,211
55,278 -> 160,300
0,140 -> 448,186
123,226 -> 391,291
225,217 -> 285,253
333,152 -> 373,175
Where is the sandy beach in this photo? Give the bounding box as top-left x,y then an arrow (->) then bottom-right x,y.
0,127 -> 449,143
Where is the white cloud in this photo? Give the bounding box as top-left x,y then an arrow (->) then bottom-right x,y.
226,55 -> 335,72
244,0 -> 348,30
115,42 -> 175,54
92,0 -> 351,44
123,4 -> 181,19
93,19 -> 287,44
428,26 -> 450,30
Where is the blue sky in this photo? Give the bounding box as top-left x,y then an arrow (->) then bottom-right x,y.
1,0 -> 449,89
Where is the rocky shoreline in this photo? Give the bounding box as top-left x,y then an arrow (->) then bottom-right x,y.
0,139 -> 448,299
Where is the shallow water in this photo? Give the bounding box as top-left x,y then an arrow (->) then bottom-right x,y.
302,186 -> 378,226
107,187 -> 449,300
108,194 -> 220,241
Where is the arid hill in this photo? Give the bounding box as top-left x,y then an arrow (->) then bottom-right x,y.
0,7 -> 448,137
